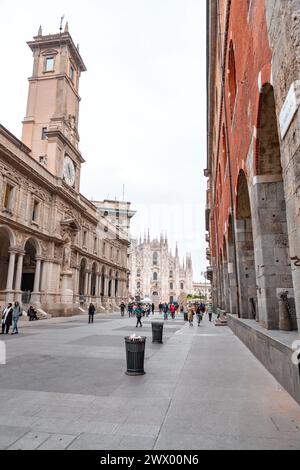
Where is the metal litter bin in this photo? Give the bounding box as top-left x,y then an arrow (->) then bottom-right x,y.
152,322 -> 164,344
125,337 -> 146,376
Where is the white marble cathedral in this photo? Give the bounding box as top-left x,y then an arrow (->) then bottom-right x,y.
129,233 -> 193,305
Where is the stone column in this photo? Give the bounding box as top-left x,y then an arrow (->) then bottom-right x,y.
84,271 -> 89,295
14,252 -> 25,292
33,258 -> 42,293
88,272 -> 92,297
95,274 -> 99,298
6,251 -> 16,291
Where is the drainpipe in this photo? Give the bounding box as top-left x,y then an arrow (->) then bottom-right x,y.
216,0 -> 241,318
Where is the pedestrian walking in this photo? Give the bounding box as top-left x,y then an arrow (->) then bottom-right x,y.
188,307 -> 194,326
163,303 -> 169,321
11,302 -> 23,335
88,303 -> 96,324
128,303 -> 133,318
136,306 -> 143,328
170,304 -> 176,320
1,303 -> 13,335
152,303 -> 155,315
208,303 -> 213,322
196,306 -> 203,327
120,302 -> 126,317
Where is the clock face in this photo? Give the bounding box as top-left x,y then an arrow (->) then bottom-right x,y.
63,156 -> 76,187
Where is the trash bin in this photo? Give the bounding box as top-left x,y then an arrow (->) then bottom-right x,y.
125,336 -> 146,376
152,322 -> 164,344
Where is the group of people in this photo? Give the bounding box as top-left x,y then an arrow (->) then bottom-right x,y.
159,303 -> 181,320
186,302 -> 212,326
1,302 -> 23,335
123,302 -> 155,318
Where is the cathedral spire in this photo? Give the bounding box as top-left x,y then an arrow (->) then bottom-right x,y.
175,242 -> 179,258
64,21 -> 69,33
147,229 -> 150,244
165,232 -> 168,246
160,232 -> 164,245
38,25 -> 43,36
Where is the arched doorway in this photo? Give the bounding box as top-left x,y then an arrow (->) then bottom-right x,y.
222,238 -> 230,313
91,263 -> 97,297
0,228 -> 11,290
227,215 -> 238,314
79,259 -> 87,295
0,227 -> 13,299
218,250 -> 225,310
252,84 -> 294,329
236,170 -> 257,319
21,239 -> 38,294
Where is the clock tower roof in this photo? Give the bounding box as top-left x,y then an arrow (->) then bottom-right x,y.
27,31 -> 87,72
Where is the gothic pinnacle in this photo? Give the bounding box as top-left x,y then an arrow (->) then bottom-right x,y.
38,25 -> 42,36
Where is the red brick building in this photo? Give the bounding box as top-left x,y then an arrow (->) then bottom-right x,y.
206,0 -> 300,334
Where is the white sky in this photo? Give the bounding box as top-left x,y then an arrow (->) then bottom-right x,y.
0,0 -> 207,281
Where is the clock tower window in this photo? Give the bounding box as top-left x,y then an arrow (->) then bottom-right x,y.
45,57 -> 54,72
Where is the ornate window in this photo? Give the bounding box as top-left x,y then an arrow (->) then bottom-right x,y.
153,252 -> 158,266
153,272 -> 158,281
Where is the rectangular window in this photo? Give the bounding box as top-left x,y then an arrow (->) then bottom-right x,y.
83,231 -> 87,248
41,127 -> 48,140
39,155 -> 48,166
102,242 -> 106,256
4,184 -> 14,211
32,200 -> 40,223
110,246 -> 113,259
45,57 -> 54,72
94,237 -> 97,253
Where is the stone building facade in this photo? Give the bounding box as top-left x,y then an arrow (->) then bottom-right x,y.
206,0 -> 300,332
0,25 -> 134,316
128,233 -> 193,305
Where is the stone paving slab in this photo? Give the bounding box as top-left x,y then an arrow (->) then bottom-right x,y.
0,313 -> 300,450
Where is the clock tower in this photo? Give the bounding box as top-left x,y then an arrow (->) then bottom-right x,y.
22,24 -> 87,192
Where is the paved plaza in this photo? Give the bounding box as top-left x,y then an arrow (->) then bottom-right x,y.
0,312 -> 300,450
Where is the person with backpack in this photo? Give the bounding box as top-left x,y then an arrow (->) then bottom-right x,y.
136,305 -> 143,328
11,302 -> 23,335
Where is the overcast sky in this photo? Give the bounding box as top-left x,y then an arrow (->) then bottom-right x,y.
0,0 -> 207,281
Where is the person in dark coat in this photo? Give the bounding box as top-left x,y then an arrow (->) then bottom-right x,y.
27,306 -> 38,321
136,306 -> 143,328
88,303 -> 96,324
152,303 -> 155,315
120,302 -> 126,317
1,303 -> 13,335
